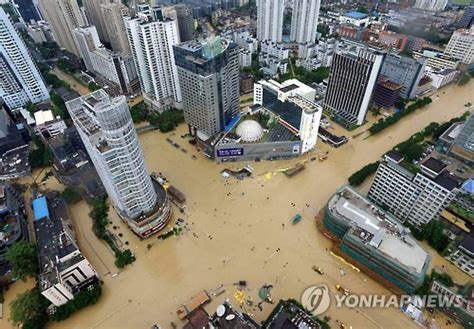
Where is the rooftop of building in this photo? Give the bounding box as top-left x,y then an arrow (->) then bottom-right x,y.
459,233 -> 474,254
33,193 -> 79,291
377,77 -> 403,91
328,186 -> 429,274
32,196 -> 50,221
33,110 -> 55,126
264,300 -> 321,328
343,11 -> 369,19
438,68 -> 457,76
433,171 -> 461,191
175,37 -> 232,63
422,157 -> 447,174
209,301 -> 260,328
66,90 -> 113,137
439,122 -> 464,144
220,112 -> 296,146
385,150 -> 404,163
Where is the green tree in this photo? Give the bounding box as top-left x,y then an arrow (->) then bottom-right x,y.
130,102 -> 149,123
10,288 -> 49,329
115,249 -> 136,268
348,161 -> 380,186
25,101 -> 38,115
403,143 -> 424,162
5,240 -> 39,280
421,220 -> 449,253
61,186 -> 83,204
50,284 -> 102,322
88,82 -> 101,92
458,73 -> 470,86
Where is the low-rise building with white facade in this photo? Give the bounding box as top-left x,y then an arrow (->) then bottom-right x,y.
447,234 -> 474,277
426,68 -> 459,89
338,11 -> 370,28
239,49 -> 252,68
202,79 -> 322,162
223,30 -> 258,53
33,194 -> 99,306
34,110 -> 67,140
297,57 -> 322,71
260,40 -> 289,60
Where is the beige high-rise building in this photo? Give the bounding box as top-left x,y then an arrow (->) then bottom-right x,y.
39,0 -> 85,56
83,0 -> 110,43
101,1 -> 131,55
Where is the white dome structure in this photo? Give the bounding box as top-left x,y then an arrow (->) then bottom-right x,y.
236,120 -> 264,143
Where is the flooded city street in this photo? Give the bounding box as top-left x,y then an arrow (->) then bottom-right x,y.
1,82 -> 472,329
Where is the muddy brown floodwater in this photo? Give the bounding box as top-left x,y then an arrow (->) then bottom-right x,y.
1,83 -> 472,329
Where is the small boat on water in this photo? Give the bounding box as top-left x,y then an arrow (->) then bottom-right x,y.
292,213 -> 302,224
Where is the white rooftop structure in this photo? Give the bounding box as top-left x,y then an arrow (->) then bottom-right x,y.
329,186 -> 429,274
236,120 -> 264,142
34,110 -> 55,125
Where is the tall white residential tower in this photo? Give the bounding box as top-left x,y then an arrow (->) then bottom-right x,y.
0,7 -> 49,109
38,0 -> 86,56
256,0 -> 284,42
66,90 -> 171,238
125,5 -> 181,110
290,0 -> 321,44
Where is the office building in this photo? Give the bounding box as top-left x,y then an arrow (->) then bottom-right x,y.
66,90 -> 171,238
368,152 -> 460,227
323,49 -> 384,127
458,5 -> 474,29
414,0 -> 448,12
38,0 -> 85,56
175,4 -> 194,42
101,1 -> 131,55
0,8 -> 49,109
33,194 -> 98,306
256,0 -> 284,42
444,29 -> 474,64
290,0 -> 320,44
450,113 -> 474,164
380,54 -> 427,100
174,37 -> 240,138
83,0 -> 109,43
322,185 -> 430,294
125,5 -> 181,110
372,76 -> 402,109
